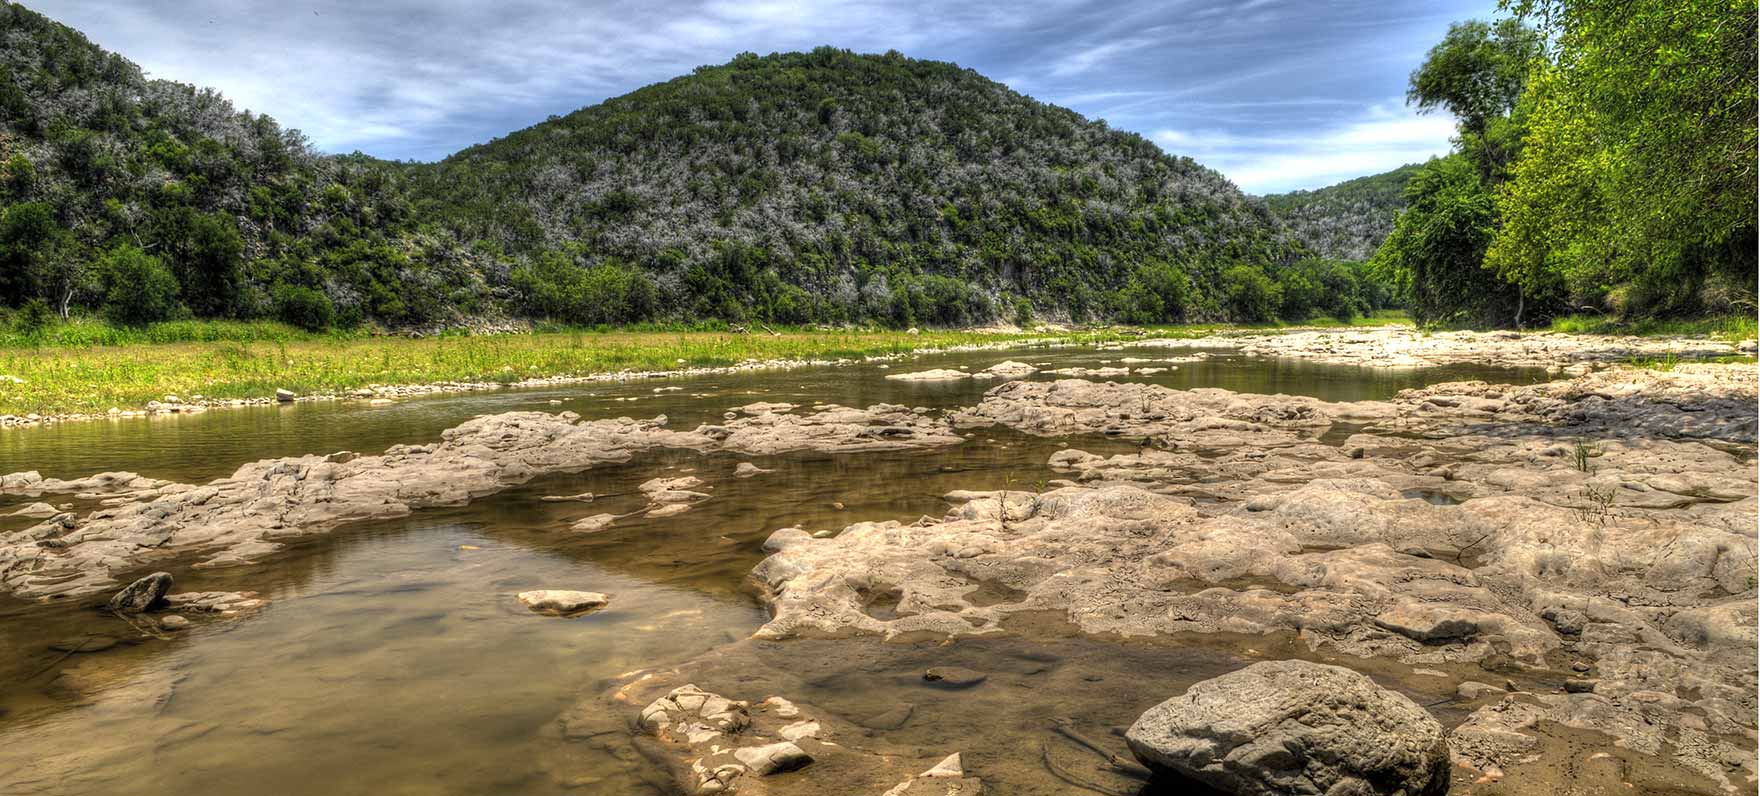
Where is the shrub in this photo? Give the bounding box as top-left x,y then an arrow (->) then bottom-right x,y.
511,252 -> 659,325
99,245 -> 180,326
1221,264 -> 1281,323
12,297 -> 53,336
273,284 -> 336,331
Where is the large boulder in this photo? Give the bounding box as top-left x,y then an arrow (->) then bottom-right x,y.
1125,660 -> 1449,796
107,572 -> 173,614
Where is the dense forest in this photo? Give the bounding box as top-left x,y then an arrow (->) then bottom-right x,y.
0,0 -> 1749,332
1263,164 -> 1420,261
1372,0 -> 1757,327
0,3 -> 495,332
403,47 -> 1390,328
0,3 -> 1391,331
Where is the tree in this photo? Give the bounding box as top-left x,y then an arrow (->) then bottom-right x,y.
1221,265 -> 1281,323
1371,155 -> 1520,326
0,202 -> 63,304
99,245 -> 180,326
154,208 -> 244,317
1408,18 -> 1543,180
1490,0 -> 1758,318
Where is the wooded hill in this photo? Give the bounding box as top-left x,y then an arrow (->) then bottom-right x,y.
1264,164 -> 1420,261
0,2 -> 1391,330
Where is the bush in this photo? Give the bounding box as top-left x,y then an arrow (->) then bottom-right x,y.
12,297 -> 54,336
1221,264 -> 1281,323
1011,294 -> 1033,328
1115,280 -> 1164,325
99,245 -> 180,326
511,252 -> 659,325
1276,267 -> 1321,322
273,284 -> 336,331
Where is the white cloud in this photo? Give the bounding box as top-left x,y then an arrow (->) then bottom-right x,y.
1152,103 -> 1457,193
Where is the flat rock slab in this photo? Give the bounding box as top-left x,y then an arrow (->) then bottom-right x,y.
517,590 -> 609,616
1126,659 -> 1450,796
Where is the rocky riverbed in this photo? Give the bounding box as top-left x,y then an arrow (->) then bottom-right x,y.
0,329 -> 1753,796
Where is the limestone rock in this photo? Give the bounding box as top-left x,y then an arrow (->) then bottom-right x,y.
886,368 -> 970,382
517,590 -> 609,616
1125,660 -> 1449,796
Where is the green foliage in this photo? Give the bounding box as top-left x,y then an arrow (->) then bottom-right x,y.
12,297 -> 53,336
1114,260 -> 1192,324
407,46 -> 1305,325
272,284 -> 335,331
1379,4 -> 1756,329
98,245 -> 180,326
1371,155 -> 1519,326
1263,164 -> 1422,261
511,251 -> 659,326
1408,19 -> 1544,136
1490,0 -> 1758,320
1220,264 -> 1281,323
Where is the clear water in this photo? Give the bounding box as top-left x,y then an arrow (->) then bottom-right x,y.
0,345 -> 1574,795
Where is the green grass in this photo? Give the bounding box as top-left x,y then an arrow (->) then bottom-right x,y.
1549,313 -> 1758,341
1124,308 -> 1412,337
0,324 -> 1141,416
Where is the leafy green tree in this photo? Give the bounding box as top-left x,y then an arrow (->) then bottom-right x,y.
154,208 -> 244,317
1408,18 -> 1543,180
1276,267 -> 1321,322
99,244 -> 180,326
0,201 -> 65,305
273,284 -> 335,331
511,251 -> 659,325
1490,0 -> 1757,318
1371,155 -> 1519,326
1115,280 -> 1164,325
1221,264 -> 1281,323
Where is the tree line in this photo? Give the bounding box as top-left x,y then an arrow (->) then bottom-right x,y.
1372,0 -> 1756,327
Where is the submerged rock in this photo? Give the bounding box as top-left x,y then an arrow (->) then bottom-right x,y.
517,590 -> 609,616
886,368 -> 969,382
1125,660 -> 1449,796
923,666 -> 987,688
107,571 -> 172,614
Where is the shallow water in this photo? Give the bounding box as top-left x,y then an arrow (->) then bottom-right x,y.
0,343 -> 1570,795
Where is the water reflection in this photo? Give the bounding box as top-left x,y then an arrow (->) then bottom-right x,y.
0,343 -> 1558,795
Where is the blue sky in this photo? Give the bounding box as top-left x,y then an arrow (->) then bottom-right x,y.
37,0 -> 1500,193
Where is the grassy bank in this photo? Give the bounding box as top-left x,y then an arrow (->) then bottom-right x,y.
1548,313 -> 1758,342
0,310 -> 1411,417
0,325 -> 1110,416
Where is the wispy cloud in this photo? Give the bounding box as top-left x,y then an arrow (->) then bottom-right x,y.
34,0 -> 1498,189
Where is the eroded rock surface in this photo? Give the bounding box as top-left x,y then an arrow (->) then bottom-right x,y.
1158,328 -> 1750,370
0,403 -> 965,600
753,364 -> 1759,792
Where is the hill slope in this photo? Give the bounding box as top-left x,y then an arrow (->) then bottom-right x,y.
1263,163 -> 1421,261
407,47 -> 1302,324
1,4 -> 1334,328
0,2 -> 489,327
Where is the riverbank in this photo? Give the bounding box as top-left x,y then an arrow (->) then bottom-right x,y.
0,327 -> 1088,421
3,312 -> 1753,426
0,316 -> 1415,422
